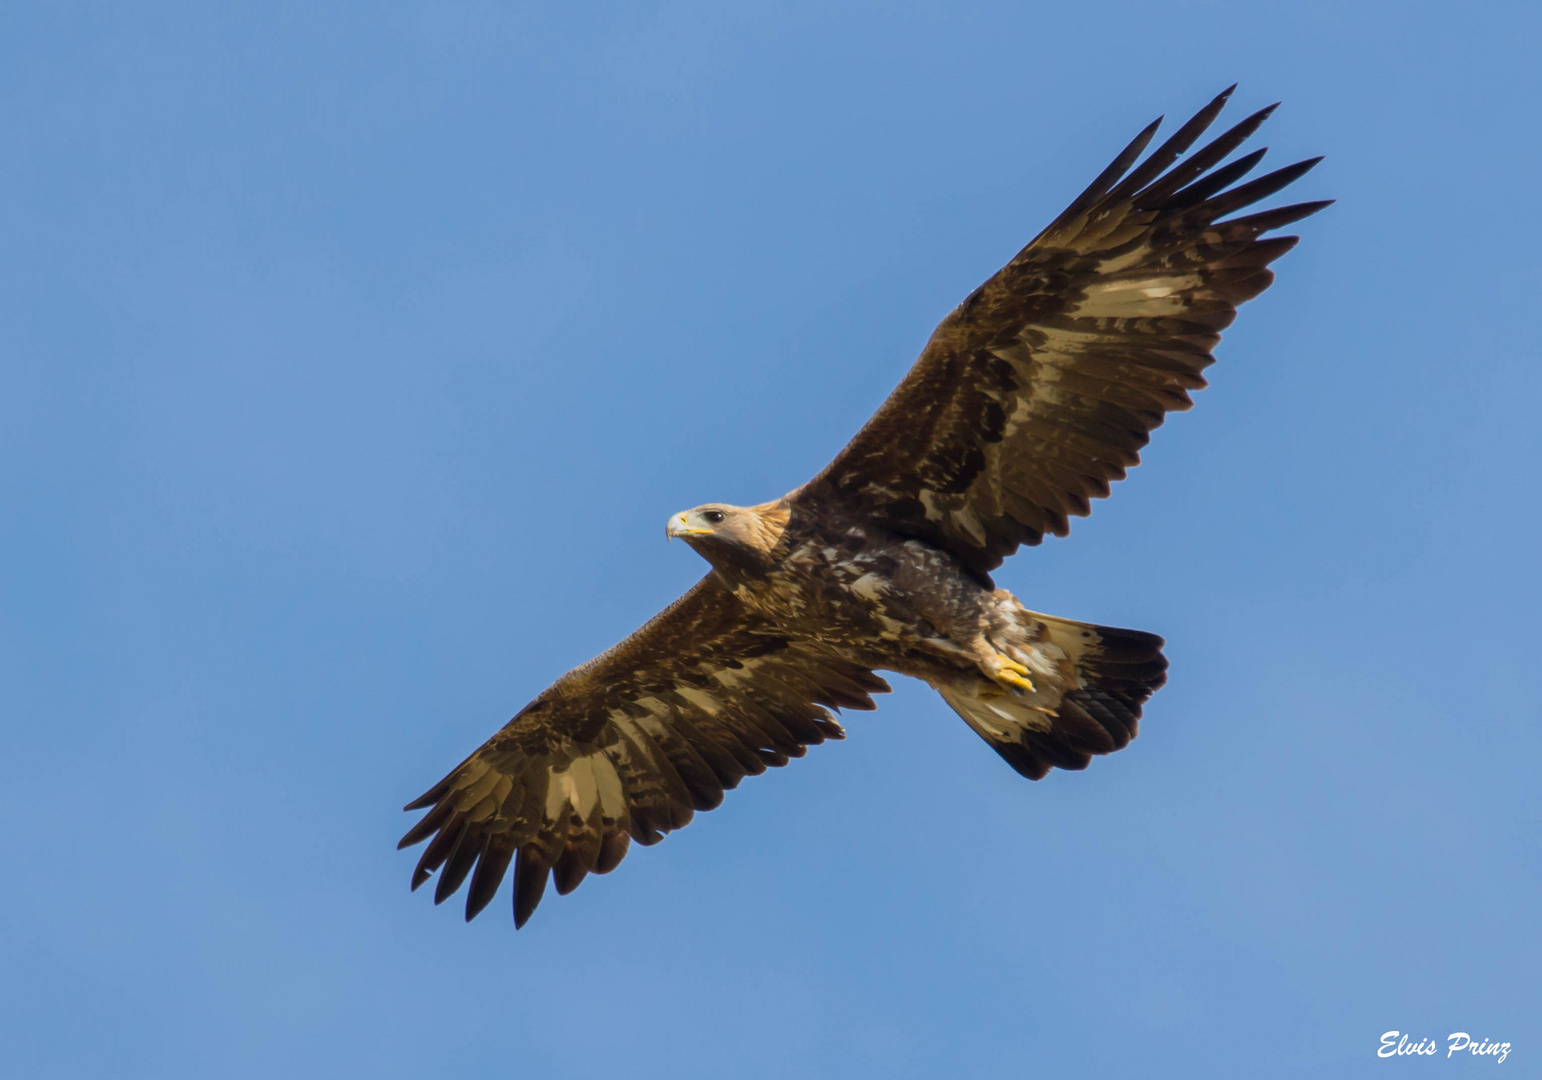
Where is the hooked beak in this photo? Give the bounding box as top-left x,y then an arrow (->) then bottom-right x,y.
666,512 -> 709,540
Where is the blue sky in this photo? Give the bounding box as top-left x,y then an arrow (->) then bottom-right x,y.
2,3 -> 1538,1077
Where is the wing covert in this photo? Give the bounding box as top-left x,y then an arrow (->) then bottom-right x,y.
398,575 -> 890,927
794,86 -> 1330,574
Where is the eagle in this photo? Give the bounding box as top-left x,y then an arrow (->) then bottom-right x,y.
400,86 -> 1328,928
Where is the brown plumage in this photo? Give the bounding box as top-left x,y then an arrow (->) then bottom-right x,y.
400,86 -> 1328,928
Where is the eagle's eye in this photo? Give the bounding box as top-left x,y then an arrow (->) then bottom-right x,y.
703,510 -> 726,525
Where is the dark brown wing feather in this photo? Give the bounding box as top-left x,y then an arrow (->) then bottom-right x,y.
793,86 -> 1331,575
398,574 -> 890,927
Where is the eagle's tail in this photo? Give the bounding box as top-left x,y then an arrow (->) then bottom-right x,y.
935,612 -> 1168,781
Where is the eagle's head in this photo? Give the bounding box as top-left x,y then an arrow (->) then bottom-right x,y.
666,501 -> 790,573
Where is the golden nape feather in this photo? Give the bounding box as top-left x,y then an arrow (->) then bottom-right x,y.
400,86 -> 1327,928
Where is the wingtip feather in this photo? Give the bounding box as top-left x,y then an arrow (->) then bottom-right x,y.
512,846 -> 550,929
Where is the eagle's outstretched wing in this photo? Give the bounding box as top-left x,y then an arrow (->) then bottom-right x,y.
792,86 -> 1331,575
398,575 -> 889,927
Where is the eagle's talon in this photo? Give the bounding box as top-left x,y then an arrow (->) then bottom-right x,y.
984,654 -> 1036,694
996,669 -> 1036,695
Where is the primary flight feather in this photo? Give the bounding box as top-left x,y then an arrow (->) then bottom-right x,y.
400,86 -> 1329,928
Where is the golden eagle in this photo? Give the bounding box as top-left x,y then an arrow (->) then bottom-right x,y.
400,86 -> 1327,927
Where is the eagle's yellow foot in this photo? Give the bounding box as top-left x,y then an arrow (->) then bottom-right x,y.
983,654 -> 1035,695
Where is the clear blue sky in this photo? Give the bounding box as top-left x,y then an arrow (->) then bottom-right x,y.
3,3 -> 1538,1077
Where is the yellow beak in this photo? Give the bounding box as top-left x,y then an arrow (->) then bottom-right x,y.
666,512 -> 712,540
